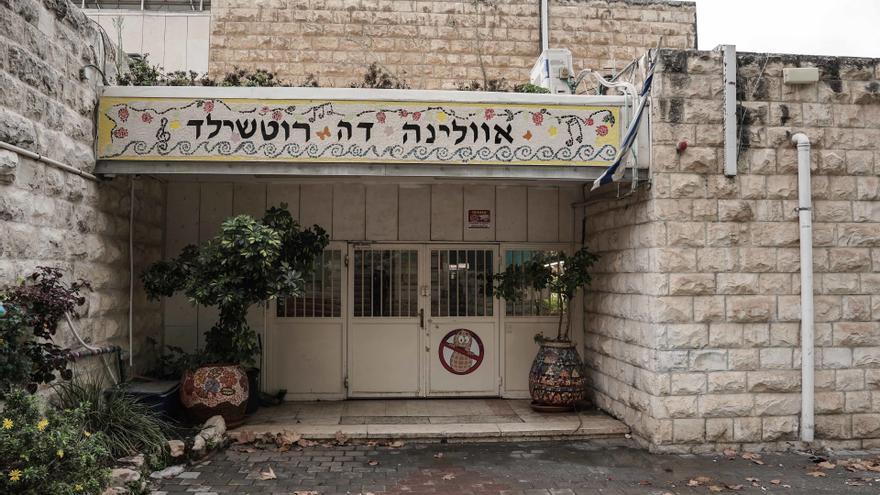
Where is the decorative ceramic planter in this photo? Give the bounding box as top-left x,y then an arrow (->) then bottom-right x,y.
180,364 -> 249,427
528,340 -> 586,411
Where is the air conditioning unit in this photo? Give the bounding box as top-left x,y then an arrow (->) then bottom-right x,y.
530,48 -> 574,94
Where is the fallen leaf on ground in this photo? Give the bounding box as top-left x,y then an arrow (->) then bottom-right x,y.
770,479 -> 781,484
745,477 -> 760,482
726,484 -> 744,490
638,480 -> 652,485
276,430 -> 302,447
389,440 -> 405,448
297,438 -> 318,448
234,430 -> 257,444
723,449 -> 738,458
806,471 -> 827,477
441,473 -> 455,480
708,485 -> 724,492
335,430 -> 349,445
433,453 -> 444,459
293,492 -> 318,495
368,460 -> 379,466
688,476 -> 712,486
817,461 -> 836,469
742,452 -> 764,465
259,466 -> 276,480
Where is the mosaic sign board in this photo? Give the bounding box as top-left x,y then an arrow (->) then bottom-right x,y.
97,96 -> 620,166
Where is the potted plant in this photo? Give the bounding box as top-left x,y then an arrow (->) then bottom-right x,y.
492,247 -> 599,411
142,205 -> 328,426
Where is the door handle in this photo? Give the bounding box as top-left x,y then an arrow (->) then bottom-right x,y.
419,308 -> 424,329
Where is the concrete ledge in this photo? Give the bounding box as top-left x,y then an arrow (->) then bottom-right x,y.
229,416 -> 630,443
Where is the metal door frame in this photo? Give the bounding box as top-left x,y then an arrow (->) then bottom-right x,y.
265,241 -> 348,400
343,242 -> 502,398
346,243 -> 428,397
424,243 -> 501,397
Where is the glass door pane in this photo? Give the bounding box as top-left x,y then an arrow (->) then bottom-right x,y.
277,249 -> 343,318
430,249 -> 494,317
353,248 -> 419,318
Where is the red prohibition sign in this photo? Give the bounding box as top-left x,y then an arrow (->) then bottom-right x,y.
439,329 -> 484,375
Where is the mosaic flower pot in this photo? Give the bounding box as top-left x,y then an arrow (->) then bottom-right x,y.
529,340 -> 586,412
180,364 -> 249,427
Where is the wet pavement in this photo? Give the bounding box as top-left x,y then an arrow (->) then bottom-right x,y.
151,439 -> 880,494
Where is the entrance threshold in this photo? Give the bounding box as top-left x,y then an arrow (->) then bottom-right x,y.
229,399 -> 629,443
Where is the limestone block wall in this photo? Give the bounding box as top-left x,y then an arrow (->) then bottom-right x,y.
209,0 -> 696,90
0,0 -> 165,375
587,48 -> 880,452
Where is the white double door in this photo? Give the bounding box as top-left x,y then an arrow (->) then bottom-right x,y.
347,244 -> 499,397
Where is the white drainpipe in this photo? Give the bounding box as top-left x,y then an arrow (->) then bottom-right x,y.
792,133 -> 814,442
539,0 -> 549,53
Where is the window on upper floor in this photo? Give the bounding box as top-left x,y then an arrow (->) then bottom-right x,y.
81,0 -> 210,11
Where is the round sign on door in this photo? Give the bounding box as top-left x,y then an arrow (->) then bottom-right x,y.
439,329 -> 484,375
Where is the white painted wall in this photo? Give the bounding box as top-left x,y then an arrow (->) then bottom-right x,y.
86,11 -> 210,74
162,180 -> 585,399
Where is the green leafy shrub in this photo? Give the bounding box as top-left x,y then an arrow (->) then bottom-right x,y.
52,378 -> 175,468
213,67 -> 283,87
513,82 -> 551,94
456,78 -> 511,92
145,338 -> 210,380
0,304 -> 33,395
0,267 -> 89,394
116,55 -> 289,88
493,247 -> 599,341
142,205 -> 328,367
0,389 -> 110,494
350,62 -> 409,89
116,55 -> 164,86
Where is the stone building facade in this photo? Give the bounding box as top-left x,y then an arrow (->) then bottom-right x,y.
586,50 -> 880,452
0,0 -> 164,373
2,0 -> 879,454
209,0 -> 696,89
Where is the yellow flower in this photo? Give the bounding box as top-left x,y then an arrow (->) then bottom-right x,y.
8,470 -> 21,482
84,431 -> 91,437
436,111 -> 447,123
75,484 -> 84,491
2,418 -> 12,430
37,418 -> 48,431
548,126 -> 558,137
56,449 -> 64,458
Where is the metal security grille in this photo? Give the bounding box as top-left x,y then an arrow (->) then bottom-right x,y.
353,249 -> 419,318
277,249 -> 343,318
503,249 -> 563,317
431,249 -> 494,318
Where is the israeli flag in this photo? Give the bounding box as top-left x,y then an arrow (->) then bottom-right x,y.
591,59 -> 656,191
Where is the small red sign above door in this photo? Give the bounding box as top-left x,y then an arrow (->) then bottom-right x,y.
439,329 -> 484,375
467,209 -> 491,229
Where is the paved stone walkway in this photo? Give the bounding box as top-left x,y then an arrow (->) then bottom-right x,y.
152,440 -> 880,495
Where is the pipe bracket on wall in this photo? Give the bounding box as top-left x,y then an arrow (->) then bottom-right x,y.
720,44 -> 737,177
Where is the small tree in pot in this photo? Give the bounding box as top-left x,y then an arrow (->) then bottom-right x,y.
142,205 -> 328,425
493,247 -> 599,411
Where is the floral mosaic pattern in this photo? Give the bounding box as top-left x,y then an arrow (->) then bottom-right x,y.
180,365 -> 248,409
98,97 -> 621,166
